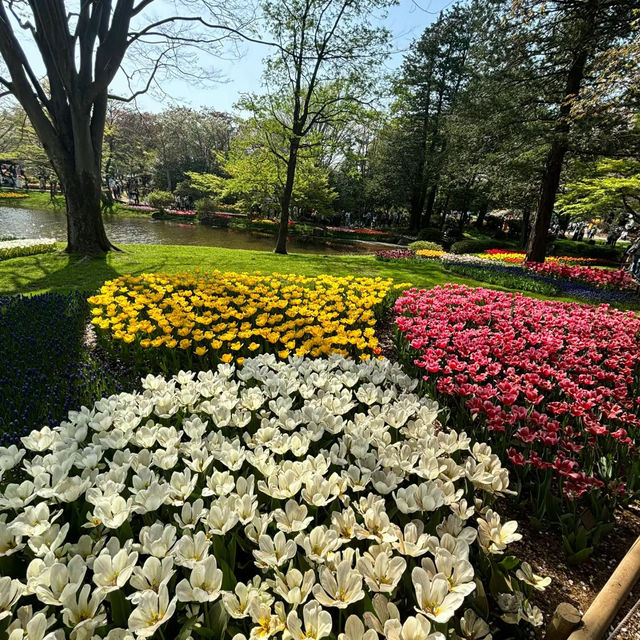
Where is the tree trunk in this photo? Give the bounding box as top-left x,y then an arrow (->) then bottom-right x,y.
520,207 -> 531,249
409,182 -> 428,232
422,184 -> 438,228
476,203 -> 488,229
526,138 -> 568,261
525,4 -> 596,262
63,168 -> 114,254
275,138 -> 300,255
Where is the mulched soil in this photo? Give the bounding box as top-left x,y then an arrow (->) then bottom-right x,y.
505,501 -> 640,639
376,311 -> 640,640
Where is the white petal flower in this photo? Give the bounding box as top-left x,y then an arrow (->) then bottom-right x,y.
411,568 -> 464,623
337,616 -> 378,640
515,562 -> 551,591
128,584 -> 177,637
0,577 -> 23,620
176,556 -> 223,602
312,559 -> 365,609
286,601 -> 332,640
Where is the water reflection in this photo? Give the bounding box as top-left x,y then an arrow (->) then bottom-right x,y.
0,206 -> 376,255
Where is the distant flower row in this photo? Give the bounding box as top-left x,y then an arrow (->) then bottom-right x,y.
0,238 -> 57,261
525,261 -> 638,292
0,191 -> 28,199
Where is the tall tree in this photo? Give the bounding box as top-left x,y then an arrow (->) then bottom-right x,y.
508,0 -> 640,261
390,4 -> 478,231
245,0 -> 391,254
223,111 -> 336,216
0,1 -> 243,254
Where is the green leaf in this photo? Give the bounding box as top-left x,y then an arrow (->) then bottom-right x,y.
499,556 -> 520,571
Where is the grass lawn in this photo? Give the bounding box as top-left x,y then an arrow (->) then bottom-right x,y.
0,190 -> 144,216
0,242 -> 588,302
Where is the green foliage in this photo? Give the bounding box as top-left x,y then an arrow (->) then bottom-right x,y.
417,228 -> 444,243
222,120 -> 336,215
146,190 -> 174,211
408,240 -> 444,251
550,239 -> 625,262
557,158 -> 640,225
184,172 -> 226,199
194,198 -> 218,216
449,238 -> 516,254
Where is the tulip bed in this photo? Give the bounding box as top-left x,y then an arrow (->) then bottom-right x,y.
476,249 -> 599,265
89,272 -> 405,373
0,191 -> 28,200
0,355 -> 546,639
524,261 -> 638,292
394,285 -> 640,546
0,238 -> 57,262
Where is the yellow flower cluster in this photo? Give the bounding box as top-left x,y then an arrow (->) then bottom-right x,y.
0,192 -> 28,199
416,249 -> 446,259
476,251 -> 598,264
88,271 -> 406,369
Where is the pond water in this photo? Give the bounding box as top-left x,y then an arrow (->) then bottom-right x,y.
0,206 -> 377,255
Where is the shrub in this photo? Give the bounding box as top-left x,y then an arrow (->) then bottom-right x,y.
0,354 -> 546,639
449,239 -> 516,255
88,272 -> 405,370
146,190 -> 174,211
416,228 -> 443,243
195,197 -> 218,216
550,239 -> 624,263
394,285 -> 640,557
407,241 -> 444,252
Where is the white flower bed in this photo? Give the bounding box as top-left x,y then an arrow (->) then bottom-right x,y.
439,254 -> 494,266
0,355 -> 545,639
0,238 -> 56,249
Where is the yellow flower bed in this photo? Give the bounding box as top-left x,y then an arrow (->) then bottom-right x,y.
0,192 -> 29,199
416,249 -> 446,259
88,271 -> 406,370
476,250 -> 600,264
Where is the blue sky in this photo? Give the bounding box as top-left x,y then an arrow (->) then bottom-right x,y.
122,0 -> 454,113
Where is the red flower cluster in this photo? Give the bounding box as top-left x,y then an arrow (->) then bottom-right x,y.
375,249 -> 414,261
525,261 -> 637,292
394,284 -> 640,502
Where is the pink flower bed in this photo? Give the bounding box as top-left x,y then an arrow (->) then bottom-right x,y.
525,261 -> 637,292
328,226 -> 388,235
375,249 -> 414,260
394,284 -> 640,506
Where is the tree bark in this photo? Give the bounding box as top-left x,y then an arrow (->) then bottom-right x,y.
422,184 -> 438,228
520,207 -> 531,249
275,138 -> 300,254
63,168 -> 113,254
526,3 -> 597,262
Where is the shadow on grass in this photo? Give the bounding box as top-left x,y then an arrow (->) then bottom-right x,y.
0,250 -> 169,296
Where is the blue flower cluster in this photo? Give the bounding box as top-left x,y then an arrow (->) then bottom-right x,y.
0,293 -> 136,445
468,264 -> 640,305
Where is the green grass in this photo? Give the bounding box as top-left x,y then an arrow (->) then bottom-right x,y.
0,190 -> 144,216
0,243 -> 599,304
